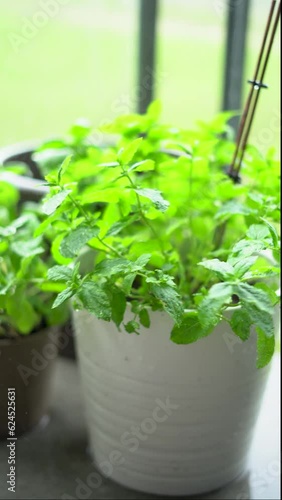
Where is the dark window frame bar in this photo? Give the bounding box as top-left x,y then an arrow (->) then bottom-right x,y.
137,0 -> 251,128
222,0 -> 251,132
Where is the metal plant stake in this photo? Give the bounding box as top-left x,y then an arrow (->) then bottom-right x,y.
228,0 -> 281,183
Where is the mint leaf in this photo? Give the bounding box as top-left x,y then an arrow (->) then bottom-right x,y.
236,283 -> 273,314
135,188 -> 170,212
70,119 -> 91,143
133,253 -> 151,270
11,239 -> 44,257
198,283 -> 234,330
129,160 -> 155,173
60,224 -> 99,258
81,188 -> 120,204
118,138 -> 143,165
48,266 -> 73,282
52,287 -> 74,308
122,273 -> 137,295
236,283 -> 275,339
198,259 -> 235,279
78,282 -> 111,321
139,308 -> 150,328
34,204 -> 67,237
106,215 -> 139,237
58,155 -> 72,183
232,239 -> 265,257
171,311 -> 211,344
95,258 -> 130,276
256,328 -> 275,368
230,309 -> 252,341
243,304 -> 274,339
255,283 -> 280,306
110,287 -> 127,327
42,190 -> 71,215
97,162 -> 120,168
215,201 -> 253,221
246,224 -> 271,240
243,266 -> 280,281
7,297 -> 39,334
16,255 -> 37,280
147,99 -> 162,122
260,218 -> 279,248
151,284 -> 184,325
232,257 -> 258,278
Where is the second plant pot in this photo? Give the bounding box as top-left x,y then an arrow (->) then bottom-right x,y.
73,307 -> 278,497
0,328 -> 58,438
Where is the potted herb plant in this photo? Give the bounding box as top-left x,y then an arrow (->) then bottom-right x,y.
36,103 -> 280,496
0,181 -> 69,437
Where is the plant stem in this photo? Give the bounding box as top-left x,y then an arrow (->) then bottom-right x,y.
97,236 -> 121,257
213,221 -> 228,250
67,193 -> 121,257
121,167 -> 166,258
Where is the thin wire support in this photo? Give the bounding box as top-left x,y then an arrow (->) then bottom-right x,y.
228,0 -> 281,183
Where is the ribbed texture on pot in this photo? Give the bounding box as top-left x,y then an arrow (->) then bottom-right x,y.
73,308 -> 274,497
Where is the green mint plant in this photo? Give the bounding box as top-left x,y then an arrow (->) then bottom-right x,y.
36,102 -> 280,367
0,181 -> 69,337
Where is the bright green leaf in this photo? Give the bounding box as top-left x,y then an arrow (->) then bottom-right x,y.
52,287 -> 74,308
256,328 -> 275,368
42,190 -> 71,215
129,160 -> 155,173
171,311 -> 211,344
139,308 -> 151,328
198,283 -> 234,330
147,100 -> 162,122
95,258 -> 130,276
215,201 -> 253,220
0,181 -> 19,209
106,215 -> 139,237
11,239 -> 44,258
6,294 -> 39,334
247,224 -> 271,241
122,273 -> 137,295
151,284 -> 184,326
255,283 -> 280,306
232,257 -> 258,278
60,224 -> 100,258
110,287 -> 127,328
232,239 -> 265,257
236,283 -> 273,314
230,309 -> 252,341
58,155 -> 73,183
48,266 -> 73,282
97,162 -> 120,168
135,188 -> 170,212
198,259 -> 235,279
81,188 -> 120,204
78,282 -> 111,321
133,254 -> 151,269
118,138 -> 143,165
70,119 -> 91,143
260,218 -> 279,248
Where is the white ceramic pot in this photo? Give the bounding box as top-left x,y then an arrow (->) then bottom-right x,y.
73,307 -> 279,497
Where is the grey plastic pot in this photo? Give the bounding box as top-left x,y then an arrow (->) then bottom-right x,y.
0,328 -> 58,439
0,141 -> 48,202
